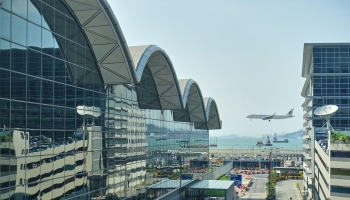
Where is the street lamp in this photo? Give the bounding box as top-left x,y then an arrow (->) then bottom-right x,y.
263,148 -> 273,199
257,144 -> 262,170
292,144 -> 298,153
232,145 -> 234,160
275,147 -> 283,167
239,144 -> 248,169
248,145 -> 255,157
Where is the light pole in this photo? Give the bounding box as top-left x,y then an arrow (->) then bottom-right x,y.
263,148 -> 274,200
257,144 -> 262,170
292,144 -> 298,153
275,147 -> 283,167
232,145 -> 234,160
240,144 -> 242,170
248,145 -> 254,157
239,144 -> 247,170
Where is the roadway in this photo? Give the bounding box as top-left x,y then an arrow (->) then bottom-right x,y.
241,174 -> 267,200
276,179 -> 300,200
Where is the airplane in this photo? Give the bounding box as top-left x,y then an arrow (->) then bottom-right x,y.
246,109 -> 294,122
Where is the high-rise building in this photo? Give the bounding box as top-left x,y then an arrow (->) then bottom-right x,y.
0,1 -> 222,199
301,43 -> 350,200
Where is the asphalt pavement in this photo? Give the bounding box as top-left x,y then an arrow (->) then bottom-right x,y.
241,174 -> 268,200
276,179 -> 300,200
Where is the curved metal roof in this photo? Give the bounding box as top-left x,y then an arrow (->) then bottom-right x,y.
173,79 -> 207,123
129,45 -> 183,110
31,0 -> 103,85
63,0 -> 137,85
194,97 -> 222,130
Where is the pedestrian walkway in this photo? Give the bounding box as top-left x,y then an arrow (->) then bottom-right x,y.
294,181 -> 312,200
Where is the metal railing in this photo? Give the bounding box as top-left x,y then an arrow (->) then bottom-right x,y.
330,157 -> 350,162
330,174 -> 350,180
331,192 -> 350,198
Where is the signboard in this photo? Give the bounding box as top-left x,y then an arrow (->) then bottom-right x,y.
230,174 -> 242,186
181,174 -> 193,180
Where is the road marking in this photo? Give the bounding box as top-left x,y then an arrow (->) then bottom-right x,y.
256,178 -> 260,192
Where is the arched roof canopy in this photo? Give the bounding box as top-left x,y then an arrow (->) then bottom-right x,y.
129,45 -> 183,110
62,0 -> 138,85
194,97 -> 222,130
30,0 -> 103,85
173,79 -> 207,123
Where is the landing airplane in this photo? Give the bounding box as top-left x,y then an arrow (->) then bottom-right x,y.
246,109 -> 294,122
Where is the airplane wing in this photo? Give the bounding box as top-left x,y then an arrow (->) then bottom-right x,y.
262,113 -> 276,120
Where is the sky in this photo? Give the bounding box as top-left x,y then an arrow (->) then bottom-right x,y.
109,1 -> 350,137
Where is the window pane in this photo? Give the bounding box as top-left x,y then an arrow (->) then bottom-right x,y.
11,15 -> 27,46
28,0 -> 41,25
27,103 -> 40,129
11,43 -> 26,73
0,10 -> 11,40
0,99 -> 10,128
11,101 -> 26,128
12,0 -> 28,19
27,76 -> 41,103
41,79 -> 53,105
0,69 -> 10,99
0,39 -> 11,69
42,53 -> 53,79
28,22 -> 41,49
27,49 -> 41,77
11,72 -> 26,101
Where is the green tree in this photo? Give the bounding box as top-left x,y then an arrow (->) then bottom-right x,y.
338,133 -> 348,143
268,170 -> 277,180
266,182 -> 276,199
330,132 -> 336,143
344,135 -> 350,144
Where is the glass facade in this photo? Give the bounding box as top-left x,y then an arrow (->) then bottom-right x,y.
0,1 -> 218,200
311,46 -> 350,129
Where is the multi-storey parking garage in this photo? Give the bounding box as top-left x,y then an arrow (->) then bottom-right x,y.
301,43 -> 350,200
0,0 -> 221,199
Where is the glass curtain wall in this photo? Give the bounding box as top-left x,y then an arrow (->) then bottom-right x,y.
312,46 -> 350,129
0,1 -> 210,200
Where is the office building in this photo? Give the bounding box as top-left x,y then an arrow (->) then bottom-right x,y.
301,43 -> 350,200
0,0 -> 221,199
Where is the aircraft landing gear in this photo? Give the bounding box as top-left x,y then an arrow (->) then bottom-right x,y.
269,120 -> 270,122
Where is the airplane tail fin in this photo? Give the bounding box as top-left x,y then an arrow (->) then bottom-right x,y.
287,109 -> 294,115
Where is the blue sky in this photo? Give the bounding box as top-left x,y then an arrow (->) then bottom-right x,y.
110,1 -> 350,136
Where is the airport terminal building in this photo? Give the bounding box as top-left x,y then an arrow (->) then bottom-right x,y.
301,43 -> 350,200
0,1 -> 221,199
